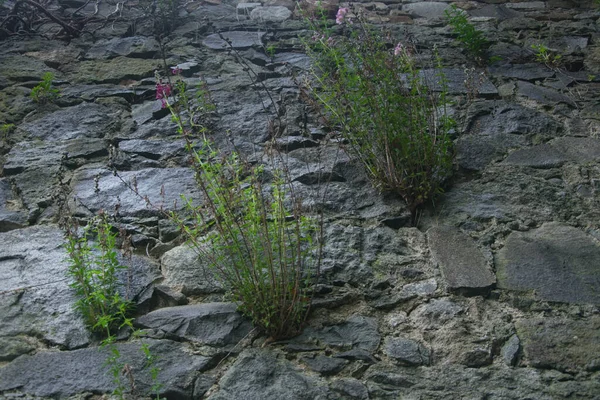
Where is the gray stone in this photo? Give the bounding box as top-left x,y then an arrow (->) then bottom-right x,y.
250,6 -> 292,22
428,226 -> 496,294
203,31 -> 266,50
551,137 -> 600,163
118,138 -> 187,161
461,347 -> 492,367
85,36 -> 160,60
496,223 -> 600,305
0,225 -> 90,349
403,2 -> 450,18
470,4 -> 521,20
330,378 -> 369,400
398,278 -> 437,299
70,167 -> 201,217
294,315 -> 380,352
207,349 -> 329,400
516,318 -> 600,372
517,81 -> 576,107
0,339 -> 211,399
504,144 -> 568,168
135,303 -> 252,346
456,133 -> 527,170
422,68 -> 497,96
161,244 -> 223,295
489,63 -> 555,80
0,178 -> 28,231
505,1 -> 545,9
334,348 -> 378,364
410,298 -> 464,329
300,355 -> 348,375
18,103 -> 118,141
501,334 -> 520,366
0,336 -> 36,362
384,337 -> 431,366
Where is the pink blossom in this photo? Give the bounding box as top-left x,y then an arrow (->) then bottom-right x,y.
155,80 -> 172,109
336,7 -> 349,25
171,66 -> 182,75
394,42 -> 404,57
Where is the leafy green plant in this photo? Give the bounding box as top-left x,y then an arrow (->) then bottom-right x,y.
1,123 -> 15,141
63,215 -> 132,338
444,5 -> 497,65
531,43 -> 562,68
302,8 -> 454,219
157,72 -> 322,340
30,72 -> 60,104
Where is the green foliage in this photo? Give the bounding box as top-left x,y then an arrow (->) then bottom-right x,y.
531,43 -> 562,68
30,72 -> 60,104
161,74 -> 321,340
64,215 -> 132,338
444,5 -> 496,65
303,12 -> 454,217
1,123 -> 15,141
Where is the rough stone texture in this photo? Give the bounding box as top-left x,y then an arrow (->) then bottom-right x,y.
293,316 -> 381,352
203,31 -> 266,50
428,226 -> 496,294
207,350 -> 329,399
516,318 -> 600,372
496,223 -> 600,305
0,178 -> 28,231
135,303 -> 252,346
300,354 -> 348,375
250,6 -> 292,22
403,2 -> 450,18
504,144 -> 568,168
161,244 -> 223,295
0,339 -> 211,399
384,337 -> 431,366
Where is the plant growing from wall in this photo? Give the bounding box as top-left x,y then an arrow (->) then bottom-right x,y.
302,7 -> 454,220
531,43 -> 562,69
157,71 -> 322,340
30,72 -> 60,104
444,5 -> 498,66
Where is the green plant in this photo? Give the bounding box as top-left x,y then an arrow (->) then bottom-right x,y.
158,73 -> 321,340
531,43 -> 562,68
63,215 -> 132,338
30,72 -> 60,104
444,5 -> 497,65
1,123 -> 15,141
303,8 -> 454,219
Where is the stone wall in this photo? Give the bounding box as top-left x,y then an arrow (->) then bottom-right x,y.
1,0 -> 599,398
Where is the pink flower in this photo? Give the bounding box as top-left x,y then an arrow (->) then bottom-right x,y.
155,80 -> 172,109
171,66 -> 182,75
394,42 -> 404,57
336,7 -> 349,25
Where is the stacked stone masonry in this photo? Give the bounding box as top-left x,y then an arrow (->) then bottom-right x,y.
1,0 -> 599,398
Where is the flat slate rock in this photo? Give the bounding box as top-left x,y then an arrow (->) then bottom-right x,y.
516,317 -> 600,372
402,2 -> 450,18
384,337 -> 431,366
135,303 -> 252,346
207,349 -> 329,400
203,31 -> 266,50
293,315 -> 381,353
496,222 -> 600,305
0,339 -> 211,399
0,178 -> 28,232
427,226 -> 496,294
85,36 -> 160,60
250,6 -> 292,22
70,167 -> 201,217
503,144 -> 568,168
551,137 -> 600,163
517,81 -> 576,107
422,68 -> 497,96
0,225 -> 90,349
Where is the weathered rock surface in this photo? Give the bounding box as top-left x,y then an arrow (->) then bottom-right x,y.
293,315 -> 381,352
161,244 -> 223,295
428,226 -> 496,293
384,337 -> 431,366
207,350 -> 329,399
135,303 -> 252,346
0,339 -> 211,399
496,222 -> 600,305
516,317 -> 600,372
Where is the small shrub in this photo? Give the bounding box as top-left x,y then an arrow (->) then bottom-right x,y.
444,5 -> 497,65
302,7 -> 454,218
1,123 -> 15,141
30,72 -> 60,104
63,215 -> 132,338
160,72 -> 321,340
531,43 -> 562,68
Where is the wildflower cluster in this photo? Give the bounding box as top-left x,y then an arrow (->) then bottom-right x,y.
303,7 -> 454,218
